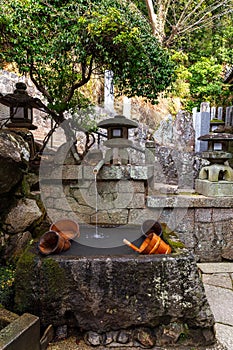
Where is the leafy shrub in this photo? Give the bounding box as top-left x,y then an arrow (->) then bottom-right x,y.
0,264 -> 15,309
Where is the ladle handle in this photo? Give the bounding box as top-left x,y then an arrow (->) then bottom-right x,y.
123,239 -> 140,252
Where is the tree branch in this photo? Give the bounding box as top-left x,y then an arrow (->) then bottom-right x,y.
29,61 -> 53,103
63,56 -> 94,104
179,8 -> 233,34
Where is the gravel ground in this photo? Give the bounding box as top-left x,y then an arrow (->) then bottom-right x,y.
47,338 -> 227,350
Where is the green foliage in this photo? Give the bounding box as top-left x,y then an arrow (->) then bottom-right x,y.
136,1 -> 233,111
170,51 -> 232,112
0,264 -> 15,309
0,0 -> 175,118
171,51 -> 192,101
188,57 -> 231,108
178,12 -> 233,65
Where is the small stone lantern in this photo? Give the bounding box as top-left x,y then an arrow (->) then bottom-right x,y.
0,82 -> 37,130
97,115 -> 138,165
195,132 -> 233,196
0,82 -> 49,160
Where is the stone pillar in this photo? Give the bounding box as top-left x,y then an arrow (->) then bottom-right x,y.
123,96 -> 131,118
217,106 -> 223,120
193,103 -> 210,152
225,106 -> 233,126
104,70 -> 114,113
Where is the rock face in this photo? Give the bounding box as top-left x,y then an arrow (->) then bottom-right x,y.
4,198 -> 43,233
14,250 -> 215,348
152,111 -> 196,188
0,130 -> 30,194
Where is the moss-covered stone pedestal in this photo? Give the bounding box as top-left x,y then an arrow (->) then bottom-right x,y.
14,243 -> 216,349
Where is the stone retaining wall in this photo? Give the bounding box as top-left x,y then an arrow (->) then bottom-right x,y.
40,164 -> 152,226
147,196 -> 233,262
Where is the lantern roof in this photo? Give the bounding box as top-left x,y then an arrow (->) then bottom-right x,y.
198,133 -> 233,141
0,82 -> 49,113
97,114 -> 138,129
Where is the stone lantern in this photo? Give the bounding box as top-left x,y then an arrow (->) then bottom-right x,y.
0,82 -> 38,130
0,82 -> 49,159
195,132 -> 233,196
97,114 -> 138,165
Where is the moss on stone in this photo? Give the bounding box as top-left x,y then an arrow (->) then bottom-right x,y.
40,258 -> 66,299
210,119 -> 224,123
14,244 -> 67,321
161,222 -> 186,252
166,238 -> 185,250
21,176 -> 31,196
14,246 -> 37,314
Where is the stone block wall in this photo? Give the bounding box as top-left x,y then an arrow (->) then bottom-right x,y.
40,165 -> 150,226
147,196 -> 233,262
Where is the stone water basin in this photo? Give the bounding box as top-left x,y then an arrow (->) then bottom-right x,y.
14,225 -> 216,348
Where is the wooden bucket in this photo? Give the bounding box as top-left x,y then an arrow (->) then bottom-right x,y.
50,219 -> 80,241
123,233 -> 171,255
141,220 -> 162,237
39,230 -> 66,255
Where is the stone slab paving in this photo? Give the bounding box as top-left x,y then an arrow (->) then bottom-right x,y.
197,263 -> 233,274
203,284 -> 233,325
215,324 -> 233,350
198,262 -> 233,350
202,273 -> 232,289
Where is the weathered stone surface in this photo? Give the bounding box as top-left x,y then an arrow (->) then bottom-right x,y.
145,196 -> 233,262
4,198 -> 43,233
198,263 -> 233,274
84,331 -> 102,346
0,308 -> 19,329
222,245 -> 233,260
128,193 -> 145,209
151,111 -> 195,187
195,208 -> 213,223
193,223 -> 222,262
147,194 -> 233,208
133,327 -> 155,348
117,330 -> 130,344
90,209 -> 128,225
173,110 -> 195,152
153,115 -> 173,146
215,323 -> 233,350
55,325 -> 68,341
154,146 -> 178,185
202,273 -> 232,289
0,130 -> 30,194
195,179 -> 233,197
14,251 -> 215,341
0,312 -> 40,350
157,322 -> 187,345
203,284 -> 233,325
3,231 -> 32,263
128,208 -> 161,225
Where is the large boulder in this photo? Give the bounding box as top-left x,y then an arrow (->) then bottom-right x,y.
4,198 -> 43,234
0,130 -> 30,194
